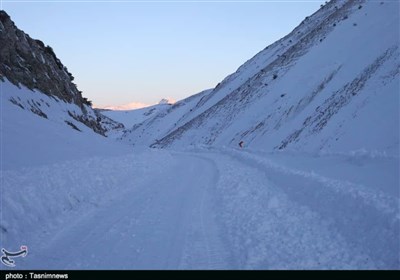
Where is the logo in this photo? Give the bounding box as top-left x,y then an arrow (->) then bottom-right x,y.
1,246 -> 28,267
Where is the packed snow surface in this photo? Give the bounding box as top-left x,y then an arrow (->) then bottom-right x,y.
1,146 -> 398,269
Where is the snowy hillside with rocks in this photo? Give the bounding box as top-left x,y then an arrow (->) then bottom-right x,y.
0,0 -> 399,270
0,11 -> 123,137
0,79 -> 131,169
122,0 -> 399,157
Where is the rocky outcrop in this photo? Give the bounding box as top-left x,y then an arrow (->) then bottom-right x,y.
0,11 -> 83,105
0,10 -> 123,135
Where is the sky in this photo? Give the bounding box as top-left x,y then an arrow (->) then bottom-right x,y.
2,0 -> 324,107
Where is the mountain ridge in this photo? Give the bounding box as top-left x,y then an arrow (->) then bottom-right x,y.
121,0 -> 399,155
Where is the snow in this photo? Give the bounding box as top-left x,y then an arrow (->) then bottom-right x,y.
119,89 -> 213,146
158,98 -> 175,105
0,79 -> 131,169
208,147 -> 399,269
0,80 -> 399,269
121,1 -> 399,157
1,144 -> 398,269
1,0 -> 399,271
100,103 -> 171,131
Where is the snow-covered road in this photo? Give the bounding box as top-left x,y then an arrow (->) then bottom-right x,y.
7,152 -> 233,269
205,149 -> 399,269
1,149 -> 399,269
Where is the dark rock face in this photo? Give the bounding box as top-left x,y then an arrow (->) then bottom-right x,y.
0,10 -> 123,135
0,11 -> 82,105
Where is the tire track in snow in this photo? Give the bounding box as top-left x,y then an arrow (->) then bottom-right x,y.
176,154 -> 234,269
205,148 -> 399,269
232,149 -> 399,218
16,152 -> 233,269
194,149 -> 398,269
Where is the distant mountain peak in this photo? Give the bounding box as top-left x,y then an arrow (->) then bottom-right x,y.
97,102 -> 150,111
158,98 -> 176,105
96,98 -> 175,111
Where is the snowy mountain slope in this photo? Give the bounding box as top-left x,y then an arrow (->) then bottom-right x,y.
0,10 -> 123,136
99,103 -> 173,133
121,0 -> 399,156
0,79 -> 131,170
120,89 -> 212,146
